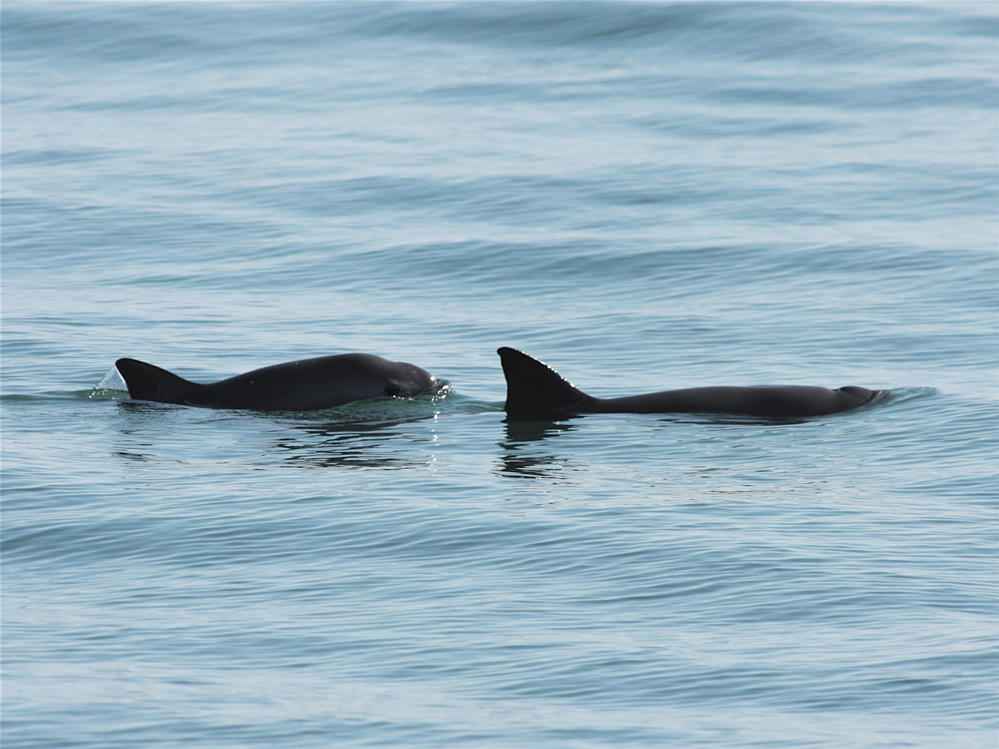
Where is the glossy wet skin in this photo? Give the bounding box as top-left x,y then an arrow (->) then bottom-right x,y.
498,347 -> 886,420
116,354 -> 438,411
593,384 -> 883,418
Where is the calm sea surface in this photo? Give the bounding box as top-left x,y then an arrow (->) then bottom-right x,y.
2,3 -> 997,747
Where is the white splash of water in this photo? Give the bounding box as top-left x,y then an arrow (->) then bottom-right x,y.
88,364 -> 127,399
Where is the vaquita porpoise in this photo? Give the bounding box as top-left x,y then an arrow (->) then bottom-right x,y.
498,347 -> 888,420
115,354 -> 438,411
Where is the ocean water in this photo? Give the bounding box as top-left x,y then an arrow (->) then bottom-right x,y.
2,2 -> 997,746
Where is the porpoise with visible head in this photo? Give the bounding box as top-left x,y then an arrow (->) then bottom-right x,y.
115,353 -> 438,411
498,347 -> 887,420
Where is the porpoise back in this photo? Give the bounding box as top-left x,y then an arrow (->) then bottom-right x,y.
498,347 -> 886,420
115,354 -> 437,411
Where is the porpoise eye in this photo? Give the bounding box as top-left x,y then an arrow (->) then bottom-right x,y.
384,382 -> 402,397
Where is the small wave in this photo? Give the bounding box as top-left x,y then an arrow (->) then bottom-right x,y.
876,386 -> 939,405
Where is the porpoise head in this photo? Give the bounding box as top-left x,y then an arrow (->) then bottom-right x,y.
838,386 -> 888,407
384,360 -> 438,397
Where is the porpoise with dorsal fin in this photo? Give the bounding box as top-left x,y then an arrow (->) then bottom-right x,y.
115,353 -> 438,411
497,347 -> 887,420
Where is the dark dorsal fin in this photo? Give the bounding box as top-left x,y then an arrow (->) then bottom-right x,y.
115,358 -> 199,405
497,347 -> 593,419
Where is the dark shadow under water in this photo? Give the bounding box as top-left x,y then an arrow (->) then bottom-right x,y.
109,386 -> 502,470
98,385 -> 921,473
497,419 -> 578,480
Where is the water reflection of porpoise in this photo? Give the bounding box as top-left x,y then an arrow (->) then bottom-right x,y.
115,354 -> 437,411
498,347 -> 888,420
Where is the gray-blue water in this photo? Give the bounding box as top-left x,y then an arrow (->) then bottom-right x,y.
3,3 -> 997,747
